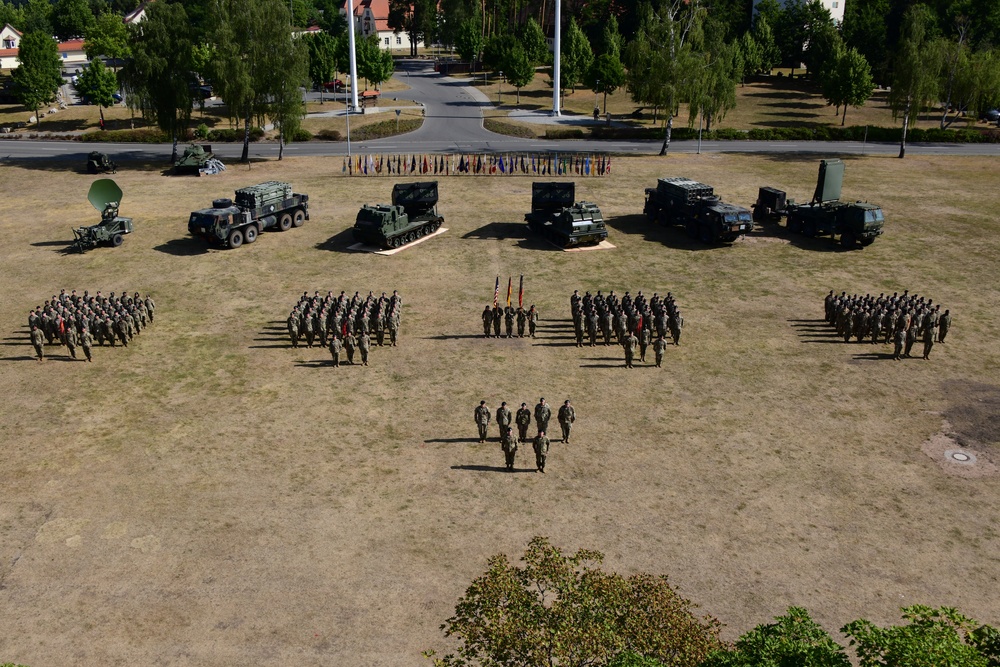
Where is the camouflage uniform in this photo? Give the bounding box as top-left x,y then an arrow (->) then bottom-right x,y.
557,401 -> 575,443
81,329 -> 93,362
534,400 -> 551,435
496,402 -> 512,440
358,332 -> 370,365
329,336 -> 342,366
474,402 -> 491,443
482,306 -> 493,337
624,333 -> 638,368
515,404 -> 531,443
653,337 -> 667,367
501,428 -> 518,470
532,433 -> 550,473
30,326 -> 44,360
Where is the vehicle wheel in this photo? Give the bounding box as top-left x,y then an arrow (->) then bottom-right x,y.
685,221 -> 698,238
787,216 -> 803,234
228,229 -> 244,248
802,221 -> 816,238
390,236 -> 401,248
699,225 -> 712,244
860,237 -> 875,247
111,233 -> 124,247
752,207 -> 764,223
278,213 -> 293,231
292,209 -> 306,227
243,225 -> 258,244
840,231 -> 856,249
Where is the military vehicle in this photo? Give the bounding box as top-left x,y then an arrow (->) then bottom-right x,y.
174,144 -> 214,175
86,151 -> 117,174
188,181 -> 309,248
643,177 -> 753,244
752,159 -> 885,249
524,182 -> 607,248
353,181 -> 444,249
72,179 -> 134,252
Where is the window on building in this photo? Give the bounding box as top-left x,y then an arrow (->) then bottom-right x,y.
396,36 -> 401,45
832,1 -> 838,6
384,37 -> 390,45
2,38 -> 15,49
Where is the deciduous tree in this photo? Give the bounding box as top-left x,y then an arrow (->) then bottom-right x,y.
305,31 -> 338,103
84,10 -> 131,66
751,13 -> 779,74
52,0 -> 95,40
889,4 -> 941,158
505,42 -> 534,104
702,606 -> 851,667
454,14 -> 483,62
11,31 -> 63,129
561,17 -> 594,95
76,57 -> 118,128
823,46 -> 875,125
388,0 -> 436,57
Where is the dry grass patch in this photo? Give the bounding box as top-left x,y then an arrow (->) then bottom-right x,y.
0,154 -> 998,666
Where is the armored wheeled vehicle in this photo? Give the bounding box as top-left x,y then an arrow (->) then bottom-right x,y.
188,181 -> 309,248
72,179 -> 134,252
86,151 -> 117,174
524,182 -> 607,248
353,181 -> 444,249
174,144 -> 214,175
643,177 -> 753,244
752,159 -> 885,249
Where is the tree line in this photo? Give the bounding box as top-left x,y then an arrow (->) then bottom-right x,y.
430,536 -> 1000,667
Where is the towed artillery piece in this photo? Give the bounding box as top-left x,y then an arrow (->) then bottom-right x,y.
751,159 -> 885,249
524,182 -> 607,248
188,181 -> 310,248
86,151 -> 117,174
643,177 -> 753,244
353,181 -> 444,249
72,179 -> 134,252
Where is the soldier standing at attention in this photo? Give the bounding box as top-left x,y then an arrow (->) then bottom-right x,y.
534,398 -> 551,435
501,427 -> 518,471
938,310 -> 951,342
573,308 -> 585,347
303,313 -> 315,348
388,310 -> 400,346
516,307 -> 527,337
65,325 -> 78,360
528,305 -> 539,338
639,327 -> 651,363
492,305 -> 503,338
533,431 -> 550,473
504,306 -> 515,338
557,400 -> 575,443
893,328 -> 906,360
904,321 -> 919,358
515,402 -> 531,443
922,325 -> 934,360
475,400 -> 491,443
669,311 -> 684,345
30,325 -> 44,361
482,306 -> 493,337
344,331 -> 356,364
496,401 -> 512,440
587,309 -> 599,347
81,328 -> 93,362
624,331 -> 638,368
329,335 -> 342,367
358,331 -> 370,366
653,336 -> 668,368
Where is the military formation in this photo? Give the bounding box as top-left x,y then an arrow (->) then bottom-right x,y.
480,304 -> 540,338
569,289 -> 683,368
474,398 -> 576,472
287,290 -> 402,367
26,289 -> 157,362
823,290 -> 952,360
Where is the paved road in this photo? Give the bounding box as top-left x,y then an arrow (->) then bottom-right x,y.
2,58 -> 999,162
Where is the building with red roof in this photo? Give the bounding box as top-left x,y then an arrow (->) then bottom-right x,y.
340,0 -> 423,53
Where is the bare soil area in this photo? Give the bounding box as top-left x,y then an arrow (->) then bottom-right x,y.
1,154 -> 998,666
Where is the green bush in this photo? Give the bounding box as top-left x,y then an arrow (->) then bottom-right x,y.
206,127 -> 264,142
79,128 -> 169,143
194,123 -> 209,139
290,128 -> 312,142
484,117 -> 536,138
351,118 -> 422,141
544,127 -> 586,139
315,129 -> 343,141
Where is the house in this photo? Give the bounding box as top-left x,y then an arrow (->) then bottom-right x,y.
124,1 -> 151,25
752,0 -> 845,25
58,39 -> 88,71
0,23 -> 22,69
340,0 -> 423,53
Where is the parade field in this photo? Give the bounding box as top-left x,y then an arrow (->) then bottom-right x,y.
1,153 -> 999,666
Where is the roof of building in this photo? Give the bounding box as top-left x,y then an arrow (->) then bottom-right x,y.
1,23 -> 23,37
341,0 -> 391,33
124,1 -> 152,24
58,39 -> 86,53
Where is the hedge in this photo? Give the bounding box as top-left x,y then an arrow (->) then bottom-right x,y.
350,118 -> 422,141
78,129 -> 169,143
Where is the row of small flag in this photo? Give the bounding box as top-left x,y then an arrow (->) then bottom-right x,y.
343,153 -> 612,177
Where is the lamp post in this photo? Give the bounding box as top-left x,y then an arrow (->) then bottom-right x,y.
345,85 -> 351,159
595,79 -> 600,118
498,71 -> 503,105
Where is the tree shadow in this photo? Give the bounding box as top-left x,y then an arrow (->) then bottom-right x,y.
0,155 -> 169,173
450,464 -> 537,473
315,228 -> 359,253
153,238 -> 210,256
768,101 -> 828,110
461,221 -> 526,240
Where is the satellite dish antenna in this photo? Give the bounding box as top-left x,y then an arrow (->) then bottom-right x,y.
88,178 -> 123,212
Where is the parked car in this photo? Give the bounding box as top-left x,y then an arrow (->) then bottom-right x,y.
323,79 -> 344,92
981,109 -> 1000,123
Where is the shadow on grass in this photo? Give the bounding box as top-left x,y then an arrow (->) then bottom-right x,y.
423,334 -> 490,340
294,359 -> 340,368
426,437 -> 480,444
744,221 -> 858,252
461,221 -> 526,240
851,352 -> 897,361
1,355 -> 77,362
153,238 -> 210,256
450,464 -> 537,474
580,362 -> 627,368
0,155 -> 170,173
315,228 -> 359,253
604,214 -> 720,252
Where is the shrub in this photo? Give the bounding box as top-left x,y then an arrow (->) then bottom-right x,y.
206,127 -> 264,142
315,129 -> 343,141
483,117 -> 536,138
79,128 -> 169,143
194,123 -> 209,139
351,118 -> 422,141
290,128 -> 312,142
544,127 -> 586,139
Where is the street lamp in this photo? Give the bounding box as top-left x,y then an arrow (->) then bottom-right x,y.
498,71 -> 503,105
595,79 -> 600,118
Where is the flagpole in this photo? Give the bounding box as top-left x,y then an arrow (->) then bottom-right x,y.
346,0 -> 360,112
552,0 -> 561,117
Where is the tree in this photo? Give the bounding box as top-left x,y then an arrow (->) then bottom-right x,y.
21,0 -> 53,34
0,2 -> 25,31
842,605 -> 996,667
889,4 -> 941,158
76,58 -> 117,128
625,0 -> 705,155
752,13 -> 779,74
590,53 -> 626,113
823,47 -> 875,125
561,17 -> 594,96
702,606 -> 851,667
270,34 -> 308,159
455,14 -> 483,63
842,0 -> 890,84
52,0 -> 95,41
122,2 -> 194,161
368,46 -> 396,90
517,17 -> 548,64
84,10 -> 131,65
803,20 -> 843,85
688,34 -> 741,131
356,34 -> 395,89
432,537 -> 724,667
11,31 -> 63,129
739,32 -> 762,78
505,43 -> 534,104
305,32 -> 337,103
388,0 -> 436,57
481,34 -> 509,73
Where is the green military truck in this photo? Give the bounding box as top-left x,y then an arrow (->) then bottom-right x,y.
643,177 -> 753,244
353,181 -> 444,249
188,181 -> 309,248
72,179 -> 134,252
525,182 -> 607,248
752,159 -> 885,249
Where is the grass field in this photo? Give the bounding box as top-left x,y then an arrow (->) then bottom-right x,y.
1,153 -> 998,666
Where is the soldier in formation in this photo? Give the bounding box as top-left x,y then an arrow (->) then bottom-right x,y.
823,290 -> 951,360
501,427 -> 518,470
25,289 -> 156,361
570,289 -> 684,364
557,400 -> 575,443
482,304 -> 538,338
287,290 -> 401,366
533,431 -> 550,473
474,400 -> 491,443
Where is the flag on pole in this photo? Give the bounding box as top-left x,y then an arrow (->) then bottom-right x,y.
518,275 -> 523,308
506,276 -> 512,307
493,276 -> 500,308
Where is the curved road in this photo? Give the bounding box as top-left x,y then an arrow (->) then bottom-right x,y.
2,59 -> 999,162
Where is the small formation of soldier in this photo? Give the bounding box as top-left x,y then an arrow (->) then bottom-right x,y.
26,289 -> 156,362
823,290 -> 951,361
570,289 -> 682,368
474,397 -> 575,473
286,290 -> 402,367
481,303 -> 538,338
